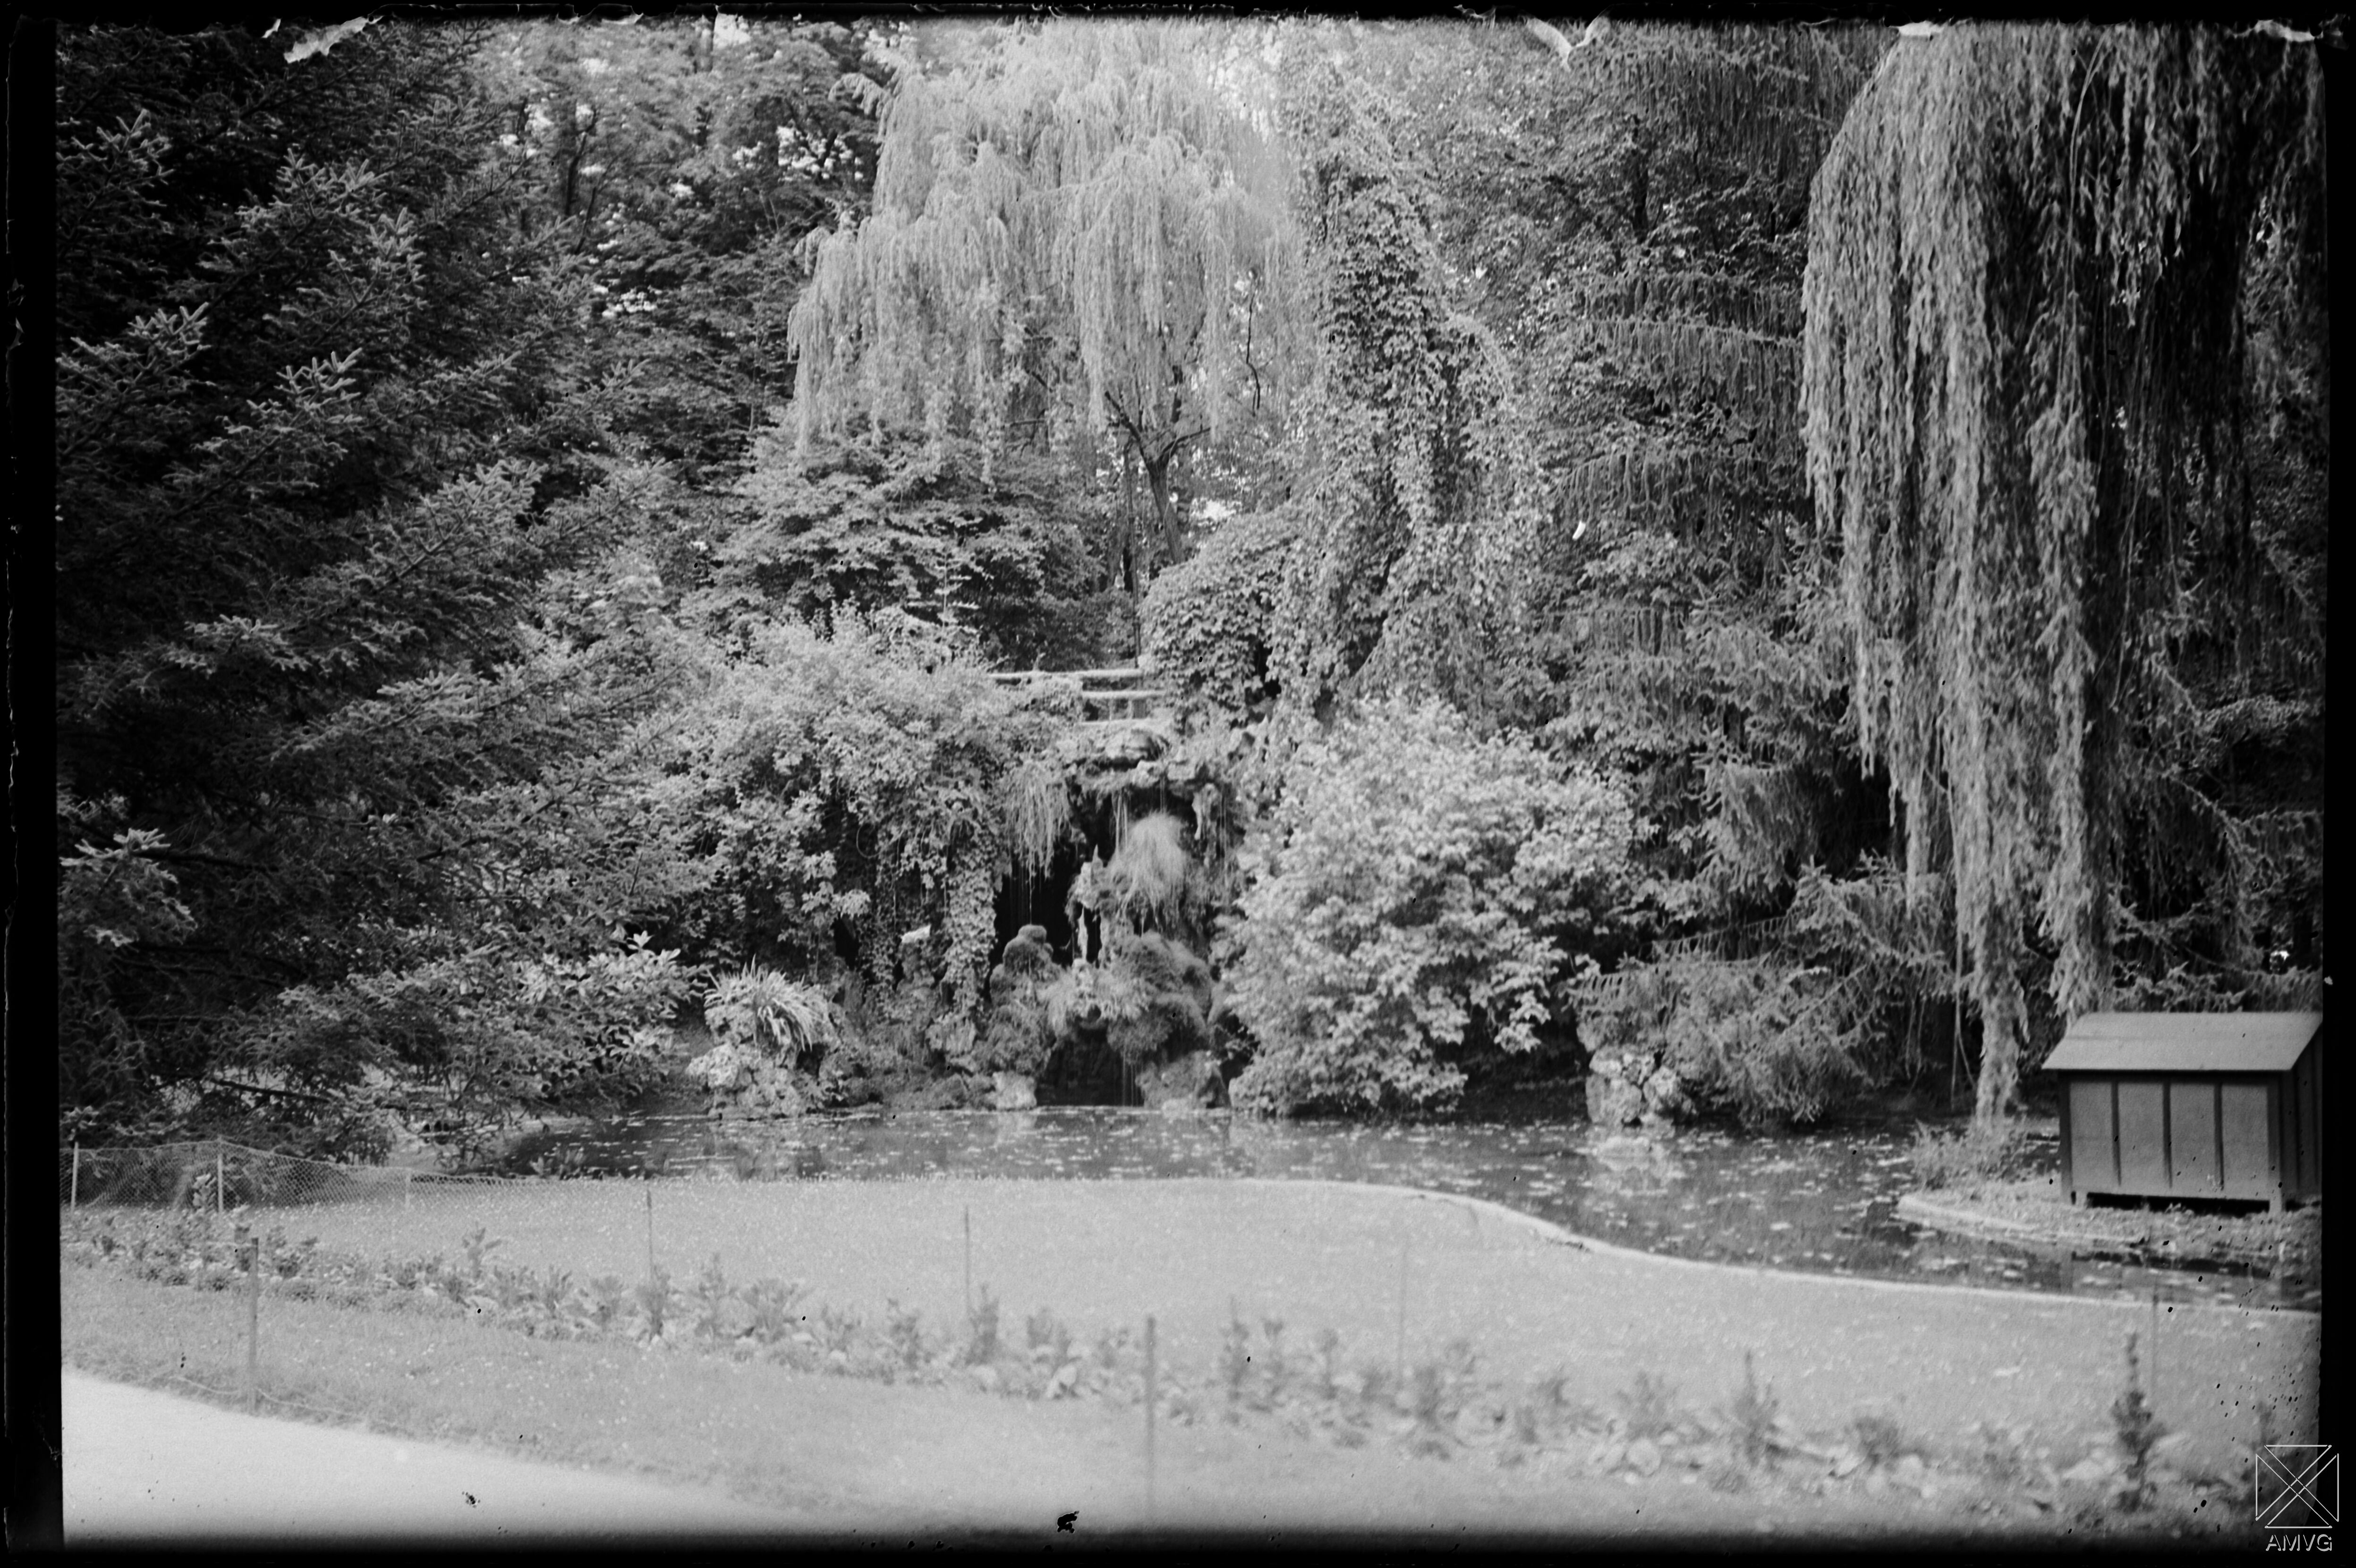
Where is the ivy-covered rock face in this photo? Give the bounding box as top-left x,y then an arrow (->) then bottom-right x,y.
1223,697 -> 1635,1117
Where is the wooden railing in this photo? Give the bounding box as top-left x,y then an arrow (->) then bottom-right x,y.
991,666 -> 1170,722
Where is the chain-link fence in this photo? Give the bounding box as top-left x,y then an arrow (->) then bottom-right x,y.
60,1139 -> 514,1215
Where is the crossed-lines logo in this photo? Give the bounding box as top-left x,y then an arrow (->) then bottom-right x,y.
2258,1444 -> 2337,1546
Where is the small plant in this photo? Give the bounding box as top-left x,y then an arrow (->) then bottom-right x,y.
704,964 -> 835,1067
884,1299 -> 929,1374
632,1264 -> 674,1340
741,1278 -> 808,1345
1024,1305 -> 1071,1365
1853,1409 -> 1913,1469
458,1225 -> 506,1281
1967,1420 -> 2035,1485
1354,1359 -> 1395,1415
1259,1317 -> 1289,1404
1405,1361 -> 1452,1457
2110,1332 -> 2167,1510
583,1274 -> 629,1332
963,1285 -> 1002,1365
1726,1351 -> 1779,1467
1617,1371 -> 1679,1441
1220,1302 -> 1253,1420
1310,1327 -> 1342,1399
817,1304 -> 862,1357
485,1262 -> 536,1312
689,1254 -> 734,1340
534,1266 -> 573,1323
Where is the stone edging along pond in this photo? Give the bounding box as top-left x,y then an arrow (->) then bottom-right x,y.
1241,1178 -> 2322,1318
1891,1187 -> 2318,1282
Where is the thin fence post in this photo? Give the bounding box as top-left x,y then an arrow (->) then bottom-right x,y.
2150,1288 -> 2161,1416
70,1143 -> 81,1211
243,1230 -> 261,1413
1144,1314 -> 1157,1521
216,1150 -> 226,1215
1395,1236 -> 1409,1385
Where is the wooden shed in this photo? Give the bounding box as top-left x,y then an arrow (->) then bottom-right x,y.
2048,1011 -> 2322,1212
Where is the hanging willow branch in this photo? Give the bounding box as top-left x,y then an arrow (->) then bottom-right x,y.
788,18 -> 1304,568
1803,23 -> 2324,1123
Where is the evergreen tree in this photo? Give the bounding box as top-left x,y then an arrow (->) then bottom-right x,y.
56,22 -> 706,1152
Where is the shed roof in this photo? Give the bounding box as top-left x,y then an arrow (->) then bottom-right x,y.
2043,1011 -> 2321,1075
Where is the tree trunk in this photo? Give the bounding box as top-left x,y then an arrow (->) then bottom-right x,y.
1972,1002 -> 2022,1131
1143,450 -> 1184,576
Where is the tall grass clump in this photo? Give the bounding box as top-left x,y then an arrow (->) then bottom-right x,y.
1003,755 -> 1072,881
1909,1118 -> 2030,1189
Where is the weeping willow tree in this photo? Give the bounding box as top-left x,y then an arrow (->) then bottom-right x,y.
1267,53 -> 1534,716
1804,25 -> 2327,1126
788,17 -> 1302,587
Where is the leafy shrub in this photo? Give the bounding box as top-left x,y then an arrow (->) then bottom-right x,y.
1581,956 -> 1874,1127
1100,932 -> 1213,1065
1140,508 -> 1301,718
256,933 -> 693,1153
660,611 -> 1074,1021
1223,697 -> 1633,1114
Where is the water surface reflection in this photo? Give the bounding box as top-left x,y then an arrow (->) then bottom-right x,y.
498,1107 -> 2313,1311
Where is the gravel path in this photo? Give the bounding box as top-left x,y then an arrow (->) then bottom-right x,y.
61,1370 -> 803,1543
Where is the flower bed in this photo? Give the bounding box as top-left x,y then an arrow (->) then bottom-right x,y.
55,1200 -> 2275,1534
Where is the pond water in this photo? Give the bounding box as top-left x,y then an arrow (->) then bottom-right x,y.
495,1107 -> 2315,1312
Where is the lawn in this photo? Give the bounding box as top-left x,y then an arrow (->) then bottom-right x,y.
63,1176 -> 2312,1542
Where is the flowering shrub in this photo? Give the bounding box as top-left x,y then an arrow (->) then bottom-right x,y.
1223,698 -> 1634,1114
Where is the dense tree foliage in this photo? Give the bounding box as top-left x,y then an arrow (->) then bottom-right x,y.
56,18 -> 2326,1150
1805,24 -> 2328,1122
483,15 -> 886,481
57,21 -> 704,1152
716,430 -> 1116,670
1266,53 -> 1534,717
